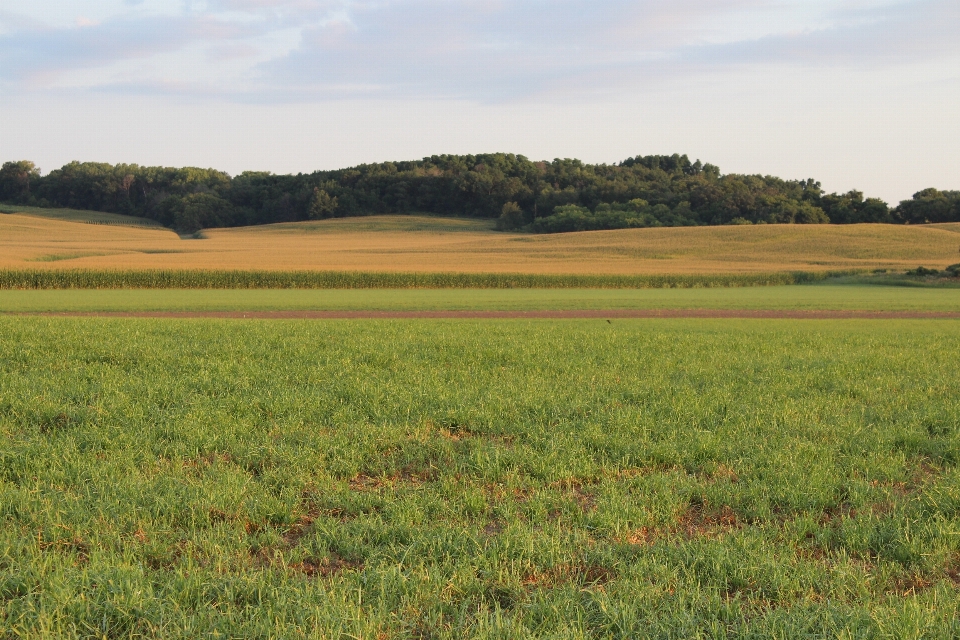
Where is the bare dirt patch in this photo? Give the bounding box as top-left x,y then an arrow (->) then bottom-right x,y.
521,563 -> 616,589
677,503 -> 742,540
625,501 -> 742,547
291,555 -> 363,577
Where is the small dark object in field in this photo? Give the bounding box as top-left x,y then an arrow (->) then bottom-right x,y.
907,266 -> 940,276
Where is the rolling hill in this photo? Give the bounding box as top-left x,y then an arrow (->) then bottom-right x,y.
1,210 -> 958,275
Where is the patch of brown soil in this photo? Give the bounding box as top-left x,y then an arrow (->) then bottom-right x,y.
38,530 -> 90,565
818,503 -> 858,526
182,452 -> 233,478
552,478 -> 600,513
512,486 -> 535,503
207,507 -> 240,525
251,546 -> 362,577
282,512 -> 319,547
635,499 -> 742,543
291,554 -> 363,577
888,572 -> 934,597
795,545 -> 830,563
708,464 -> 740,483
678,503 -> 742,539
946,554 -> 960,586
626,526 -> 660,547
348,470 -> 431,491
521,563 -> 616,589
626,501 -> 742,546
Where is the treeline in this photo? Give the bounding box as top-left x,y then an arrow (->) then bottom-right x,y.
1,154 -> 957,233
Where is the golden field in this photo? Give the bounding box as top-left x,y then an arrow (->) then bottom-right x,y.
2,211 -> 959,274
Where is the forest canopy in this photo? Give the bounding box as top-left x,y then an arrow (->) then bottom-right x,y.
1,154 -> 957,233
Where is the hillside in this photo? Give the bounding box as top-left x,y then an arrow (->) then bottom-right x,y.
3,155 -> 958,235
0,203 -> 164,228
2,212 -> 959,275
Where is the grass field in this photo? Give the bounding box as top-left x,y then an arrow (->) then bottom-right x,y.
2,318 -> 960,637
4,206 -> 960,637
3,285 -> 960,313
2,212 -> 959,275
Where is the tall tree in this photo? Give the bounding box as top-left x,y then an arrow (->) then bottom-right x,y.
0,161 -> 41,202
308,188 -> 339,219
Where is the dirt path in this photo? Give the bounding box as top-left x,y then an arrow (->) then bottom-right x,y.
10,309 -> 960,319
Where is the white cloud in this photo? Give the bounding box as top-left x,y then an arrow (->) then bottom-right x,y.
1,0 -> 957,203
2,0 -> 952,101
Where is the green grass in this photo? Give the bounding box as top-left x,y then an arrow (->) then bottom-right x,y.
271,214 -> 497,234
27,252 -> 113,263
0,204 -> 164,228
0,269 -> 855,290
1,318 -> 960,638
2,285 -> 960,313
831,273 -> 960,289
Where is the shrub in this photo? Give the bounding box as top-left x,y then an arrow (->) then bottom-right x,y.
907,266 -> 940,276
495,202 -> 526,231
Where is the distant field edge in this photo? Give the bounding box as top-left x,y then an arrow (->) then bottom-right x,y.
10,309 -> 960,319
0,269 -> 865,290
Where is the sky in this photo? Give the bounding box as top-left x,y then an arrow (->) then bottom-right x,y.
1,1 -> 958,204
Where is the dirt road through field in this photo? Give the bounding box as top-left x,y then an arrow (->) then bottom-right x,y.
10,310 -> 960,319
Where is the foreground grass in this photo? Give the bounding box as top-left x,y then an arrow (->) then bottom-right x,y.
3,285 -> 960,313
1,318 -> 960,638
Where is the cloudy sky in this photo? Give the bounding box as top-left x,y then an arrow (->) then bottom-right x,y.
1,0 -> 957,203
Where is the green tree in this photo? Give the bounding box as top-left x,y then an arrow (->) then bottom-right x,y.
820,190 -> 891,224
309,188 -> 339,219
794,202 -> 830,224
9,153 -> 950,232
0,161 -> 41,202
495,201 -> 526,230
895,189 -> 960,224
173,193 -> 233,233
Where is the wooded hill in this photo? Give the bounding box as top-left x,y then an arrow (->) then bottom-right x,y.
1,154 -> 957,233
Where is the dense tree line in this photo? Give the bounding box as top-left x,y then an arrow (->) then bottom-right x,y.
1,155 -> 957,233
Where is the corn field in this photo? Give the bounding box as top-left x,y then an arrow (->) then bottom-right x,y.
0,269 -> 859,290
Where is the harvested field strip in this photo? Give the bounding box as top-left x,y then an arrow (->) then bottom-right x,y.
11,309 -> 960,319
4,213 -> 959,274
0,268 -> 856,290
